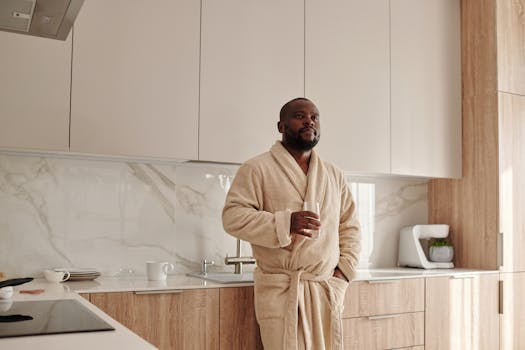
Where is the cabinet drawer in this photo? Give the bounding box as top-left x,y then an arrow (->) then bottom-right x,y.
343,278 -> 424,317
342,312 -> 424,350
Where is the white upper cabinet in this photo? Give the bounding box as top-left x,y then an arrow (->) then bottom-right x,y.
390,0 -> 462,178
199,0 -> 304,163
0,32 -> 71,151
70,0 -> 200,159
306,0 -> 390,174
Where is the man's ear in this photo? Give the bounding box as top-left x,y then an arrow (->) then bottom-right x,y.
277,121 -> 284,133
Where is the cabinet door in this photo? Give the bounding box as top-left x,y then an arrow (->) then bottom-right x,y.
501,272 -> 525,350
391,0 -> 462,178
425,274 -> 499,350
199,0 -> 304,163
499,92 -> 525,272
343,278 -> 424,318
71,0 -> 200,159
0,32 -> 71,151
343,312 -> 424,350
219,287 -> 263,350
90,290 -> 220,350
497,0 -> 525,95
305,0 -> 389,173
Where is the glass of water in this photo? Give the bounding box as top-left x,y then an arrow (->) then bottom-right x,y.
303,201 -> 321,240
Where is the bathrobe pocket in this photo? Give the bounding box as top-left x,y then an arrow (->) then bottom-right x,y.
328,276 -> 349,310
253,273 -> 290,347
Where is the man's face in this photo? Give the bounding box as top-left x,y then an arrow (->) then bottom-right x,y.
279,99 -> 321,151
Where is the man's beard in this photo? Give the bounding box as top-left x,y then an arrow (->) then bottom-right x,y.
285,127 -> 320,151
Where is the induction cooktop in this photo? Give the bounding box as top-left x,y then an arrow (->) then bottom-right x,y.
0,299 -> 114,338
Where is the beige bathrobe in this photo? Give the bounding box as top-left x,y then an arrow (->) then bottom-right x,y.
222,141 -> 361,350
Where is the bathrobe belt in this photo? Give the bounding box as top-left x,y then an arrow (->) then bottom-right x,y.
276,269 -> 338,350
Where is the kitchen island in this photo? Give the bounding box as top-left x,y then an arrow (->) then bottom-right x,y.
0,280 -> 157,350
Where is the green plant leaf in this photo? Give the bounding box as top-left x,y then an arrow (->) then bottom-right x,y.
431,238 -> 453,247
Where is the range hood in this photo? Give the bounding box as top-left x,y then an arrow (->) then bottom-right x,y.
0,0 -> 84,40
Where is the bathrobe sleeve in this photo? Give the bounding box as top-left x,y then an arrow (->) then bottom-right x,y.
337,175 -> 361,282
222,163 -> 293,248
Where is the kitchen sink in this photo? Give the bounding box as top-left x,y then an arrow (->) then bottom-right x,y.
187,272 -> 254,284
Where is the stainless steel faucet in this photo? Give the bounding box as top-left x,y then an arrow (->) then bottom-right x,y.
224,238 -> 256,274
200,259 -> 215,275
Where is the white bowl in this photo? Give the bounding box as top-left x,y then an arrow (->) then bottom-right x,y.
0,286 -> 14,300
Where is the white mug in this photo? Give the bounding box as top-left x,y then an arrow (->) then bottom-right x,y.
146,261 -> 174,281
43,269 -> 70,283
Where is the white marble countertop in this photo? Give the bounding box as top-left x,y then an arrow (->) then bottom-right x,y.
353,267 -> 499,281
0,267 -> 499,348
0,280 -> 157,350
61,267 -> 501,294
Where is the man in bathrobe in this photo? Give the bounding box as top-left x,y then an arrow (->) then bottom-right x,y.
222,97 -> 361,350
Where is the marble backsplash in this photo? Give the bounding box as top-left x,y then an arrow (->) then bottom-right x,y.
0,153 -> 427,278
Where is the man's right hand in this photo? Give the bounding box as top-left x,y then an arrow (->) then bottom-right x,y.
290,211 -> 321,239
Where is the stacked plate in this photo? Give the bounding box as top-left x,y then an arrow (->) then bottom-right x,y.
54,268 -> 101,281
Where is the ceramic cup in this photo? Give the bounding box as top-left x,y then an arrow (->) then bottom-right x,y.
43,269 -> 70,283
0,286 -> 14,300
146,261 -> 174,281
303,201 -> 321,240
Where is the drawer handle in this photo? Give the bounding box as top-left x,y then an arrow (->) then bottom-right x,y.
451,275 -> 476,279
135,289 -> 183,295
367,313 -> 403,320
367,280 -> 398,284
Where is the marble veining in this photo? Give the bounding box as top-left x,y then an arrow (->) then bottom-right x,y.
0,154 -> 427,277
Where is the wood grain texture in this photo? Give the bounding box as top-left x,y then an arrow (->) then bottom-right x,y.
342,279 -> 424,318
90,290 -> 220,350
428,0 -> 500,269
497,0 -> 525,95
219,287 -> 263,350
425,274 -> 499,350
500,272 -> 525,349
499,92 -> 525,271
78,293 -> 90,301
342,312 -> 424,350
461,0 -> 499,96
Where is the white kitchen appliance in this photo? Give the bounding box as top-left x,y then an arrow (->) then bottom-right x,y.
398,224 -> 454,269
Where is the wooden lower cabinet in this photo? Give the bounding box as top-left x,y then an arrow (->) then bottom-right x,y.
343,278 -> 424,317
343,312 -> 424,350
90,289 -> 219,350
342,278 -> 425,349
219,287 -> 263,350
425,274 -> 499,350
500,272 -> 525,350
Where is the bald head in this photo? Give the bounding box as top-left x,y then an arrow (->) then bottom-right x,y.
279,97 -> 313,122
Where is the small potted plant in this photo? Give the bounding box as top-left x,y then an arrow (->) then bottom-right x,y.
429,238 -> 454,262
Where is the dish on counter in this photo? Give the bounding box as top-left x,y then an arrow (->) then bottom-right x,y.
54,268 -> 101,281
